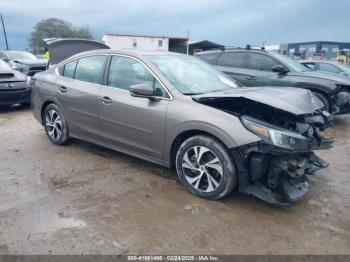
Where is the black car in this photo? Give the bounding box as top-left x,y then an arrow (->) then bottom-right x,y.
0,59 -> 31,107
196,48 -> 350,114
0,50 -> 47,76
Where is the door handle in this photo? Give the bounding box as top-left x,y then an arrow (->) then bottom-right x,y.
100,96 -> 112,104
246,76 -> 257,80
58,86 -> 67,93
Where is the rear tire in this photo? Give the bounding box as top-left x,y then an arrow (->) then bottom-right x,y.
175,135 -> 237,200
43,104 -> 69,145
313,92 -> 330,112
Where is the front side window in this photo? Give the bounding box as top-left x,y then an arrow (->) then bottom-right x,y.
319,63 -> 342,74
271,52 -> 309,72
246,53 -> 277,71
217,52 -> 246,68
74,56 -> 107,84
108,56 -> 169,98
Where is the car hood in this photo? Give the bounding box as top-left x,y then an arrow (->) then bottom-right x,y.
13,59 -> 47,66
290,70 -> 350,85
44,38 -> 110,65
192,86 -> 323,116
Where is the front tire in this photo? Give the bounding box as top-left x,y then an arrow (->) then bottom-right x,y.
175,135 -> 237,200
43,103 -> 69,145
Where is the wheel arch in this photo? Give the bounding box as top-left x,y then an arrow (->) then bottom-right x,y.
168,129 -> 229,169
40,100 -> 55,125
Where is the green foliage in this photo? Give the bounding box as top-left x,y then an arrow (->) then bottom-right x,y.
29,18 -> 93,54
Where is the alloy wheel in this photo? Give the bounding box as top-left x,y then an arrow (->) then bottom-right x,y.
181,146 -> 223,192
45,109 -> 63,140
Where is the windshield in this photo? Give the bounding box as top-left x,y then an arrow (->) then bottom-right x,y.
271,53 -> 310,72
0,60 -> 12,71
8,51 -> 37,60
148,55 -> 239,95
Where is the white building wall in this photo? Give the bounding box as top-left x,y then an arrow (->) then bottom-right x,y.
102,35 -> 169,52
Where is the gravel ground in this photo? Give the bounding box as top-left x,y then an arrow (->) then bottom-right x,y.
0,106 -> 349,255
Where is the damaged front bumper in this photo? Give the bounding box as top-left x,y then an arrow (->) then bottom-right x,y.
231,142 -> 331,205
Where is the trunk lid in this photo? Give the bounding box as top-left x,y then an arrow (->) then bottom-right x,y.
44,38 -> 110,65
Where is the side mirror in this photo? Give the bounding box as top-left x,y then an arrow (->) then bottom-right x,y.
272,65 -> 288,73
129,83 -> 155,98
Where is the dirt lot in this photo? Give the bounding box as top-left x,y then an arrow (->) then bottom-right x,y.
0,106 -> 349,255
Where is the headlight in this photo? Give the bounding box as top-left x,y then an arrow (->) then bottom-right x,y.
11,62 -> 27,71
26,76 -> 32,88
241,116 -> 309,151
10,62 -> 18,70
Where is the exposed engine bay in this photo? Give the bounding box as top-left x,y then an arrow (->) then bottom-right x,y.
193,91 -> 334,205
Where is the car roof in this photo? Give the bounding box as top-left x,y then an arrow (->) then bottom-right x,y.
66,49 -> 184,61
197,47 -> 269,56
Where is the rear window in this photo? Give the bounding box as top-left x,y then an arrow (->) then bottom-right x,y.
74,56 -> 107,84
217,52 -> 246,68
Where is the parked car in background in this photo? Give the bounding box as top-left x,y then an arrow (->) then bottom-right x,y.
0,59 -> 31,107
31,43 -> 333,205
0,50 -> 47,76
301,60 -> 350,77
196,48 -> 350,114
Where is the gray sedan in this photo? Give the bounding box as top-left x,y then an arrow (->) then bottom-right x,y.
31,49 -> 333,205
301,60 -> 350,77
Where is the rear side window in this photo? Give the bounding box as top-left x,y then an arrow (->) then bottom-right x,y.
62,60 -> 77,78
199,53 -> 221,65
217,52 -> 246,68
246,53 -> 277,71
319,63 -> 342,74
74,56 -> 107,84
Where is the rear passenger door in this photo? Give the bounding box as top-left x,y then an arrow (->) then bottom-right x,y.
215,51 -> 249,85
245,52 -> 290,87
56,55 -> 107,137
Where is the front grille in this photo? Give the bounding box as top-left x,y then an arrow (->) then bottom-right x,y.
29,66 -> 46,71
0,73 -> 15,79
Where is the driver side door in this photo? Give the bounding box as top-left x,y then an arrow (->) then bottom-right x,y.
99,55 -> 171,162
245,52 -> 291,87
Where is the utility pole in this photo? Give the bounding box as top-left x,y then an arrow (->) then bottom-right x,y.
0,14 -> 9,50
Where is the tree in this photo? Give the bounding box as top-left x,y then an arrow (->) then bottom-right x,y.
29,18 -> 93,54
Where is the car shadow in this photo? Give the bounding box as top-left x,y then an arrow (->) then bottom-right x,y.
0,104 -> 31,113
67,138 -> 296,212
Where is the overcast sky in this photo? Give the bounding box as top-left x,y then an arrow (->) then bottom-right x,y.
0,0 -> 349,50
